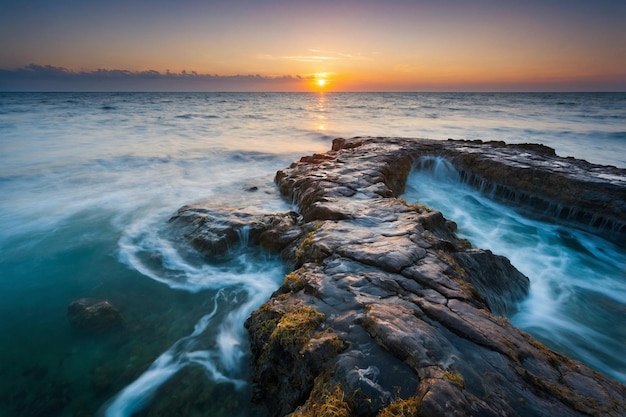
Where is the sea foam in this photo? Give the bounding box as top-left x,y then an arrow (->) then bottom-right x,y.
404,156 -> 626,382
105,211 -> 285,415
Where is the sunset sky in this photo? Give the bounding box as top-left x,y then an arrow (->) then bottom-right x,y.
1,0 -> 625,92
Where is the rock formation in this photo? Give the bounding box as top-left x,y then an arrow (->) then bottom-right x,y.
171,137 -> 625,416
67,298 -> 123,333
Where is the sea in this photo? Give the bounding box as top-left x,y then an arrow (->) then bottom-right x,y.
0,92 -> 624,417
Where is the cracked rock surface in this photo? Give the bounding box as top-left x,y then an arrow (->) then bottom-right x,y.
173,137 -> 625,416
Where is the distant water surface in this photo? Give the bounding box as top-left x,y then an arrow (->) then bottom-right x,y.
1,92 -> 624,416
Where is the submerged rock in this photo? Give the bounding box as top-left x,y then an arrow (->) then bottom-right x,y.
175,137 -> 625,416
67,298 -> 123,333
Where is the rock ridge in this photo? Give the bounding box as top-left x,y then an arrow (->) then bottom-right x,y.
171,137 -> 625,416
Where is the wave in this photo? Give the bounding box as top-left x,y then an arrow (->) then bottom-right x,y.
608,131 -> 626,139
99,289 -> 268,417
175,113 -> 220,120
104,214 -> 284,414
404,156 -> 626,382
117,212 -> 284,293
0,146 -> 293,247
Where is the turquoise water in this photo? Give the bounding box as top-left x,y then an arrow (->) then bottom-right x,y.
403,156 -> 626,383
1,92 -> 625,416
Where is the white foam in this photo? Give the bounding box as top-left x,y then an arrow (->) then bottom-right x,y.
101,297 -> 220,417
101,276 -> 278,416
404,156 -> 626,382
117,211 -> 282,291
104,208 -> 286,415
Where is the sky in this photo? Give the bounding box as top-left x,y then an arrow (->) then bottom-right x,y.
1,0 -> 625,92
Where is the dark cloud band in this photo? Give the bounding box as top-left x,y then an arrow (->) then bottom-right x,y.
0,64 -> 307,92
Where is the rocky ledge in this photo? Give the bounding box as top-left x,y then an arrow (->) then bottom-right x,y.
170,137 -> 625,416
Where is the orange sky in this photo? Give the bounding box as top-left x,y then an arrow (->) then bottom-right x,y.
1,0 -> 625,91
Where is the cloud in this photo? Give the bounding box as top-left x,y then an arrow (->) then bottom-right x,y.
256,54 -> 338,63
258,49 -> 372,63
0,64 -> 308,92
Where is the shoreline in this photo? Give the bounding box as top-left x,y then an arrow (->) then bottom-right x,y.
177,137 -> 625,416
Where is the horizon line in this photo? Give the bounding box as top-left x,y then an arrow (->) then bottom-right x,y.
2,90 -> 625,94
1,64 -> 624,94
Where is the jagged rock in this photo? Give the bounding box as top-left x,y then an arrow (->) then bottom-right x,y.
175,137 -> 625,416
67,298 -> 123,332
168,205 -> 302,259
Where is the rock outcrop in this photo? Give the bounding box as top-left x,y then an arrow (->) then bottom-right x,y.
67,298 -> 123,333
173,137 -> 625,416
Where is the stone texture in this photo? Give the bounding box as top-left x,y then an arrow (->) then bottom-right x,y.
168,204 -> 302,259
174,137 -> 625,416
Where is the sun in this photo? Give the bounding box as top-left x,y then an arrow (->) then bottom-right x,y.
309,73 -> 334,91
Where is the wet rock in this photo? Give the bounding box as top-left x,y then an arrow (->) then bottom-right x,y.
452,249 -> 529,316
438,140 -> 626,242
67,298 -> 123,333
174,137 -> 625,416
168,205 -> 302,260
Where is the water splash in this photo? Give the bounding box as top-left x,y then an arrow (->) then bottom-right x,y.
100,294 -> 227,417
104,215 -> 285,415
412,155 -> 461,181
403,156 -> 626,382
237,225 -> 250,248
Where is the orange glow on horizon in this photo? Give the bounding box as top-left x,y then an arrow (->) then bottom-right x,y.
1,0 -> 624,93
308,72 -> 333,91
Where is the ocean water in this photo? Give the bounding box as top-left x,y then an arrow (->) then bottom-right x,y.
0,92 -> 624,416
403,156 -> 626,382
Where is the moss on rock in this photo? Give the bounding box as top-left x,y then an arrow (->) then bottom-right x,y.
289,376 -> 352,417
376,396 -> 422,417
271,305 -> 325,347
